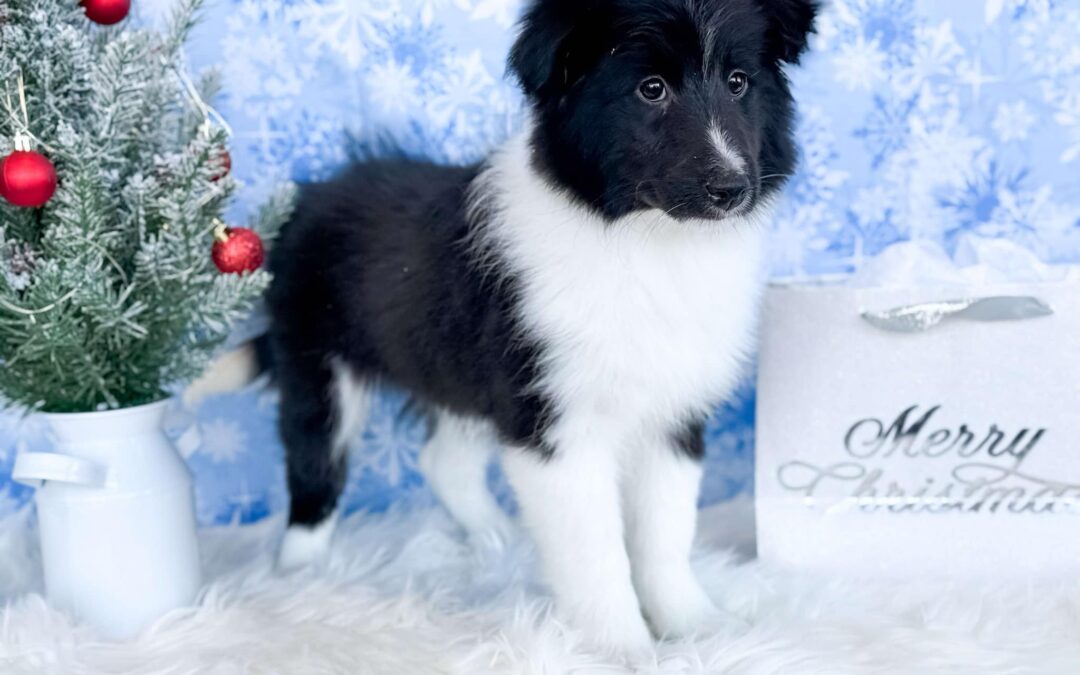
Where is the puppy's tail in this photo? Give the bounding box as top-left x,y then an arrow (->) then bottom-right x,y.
182,334 -> 275,407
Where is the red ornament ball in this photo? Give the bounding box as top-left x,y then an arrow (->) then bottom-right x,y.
0,149 -> 57,208
81,0 -> 131,25
210,148 -> 231,182
212,226 -> 264,274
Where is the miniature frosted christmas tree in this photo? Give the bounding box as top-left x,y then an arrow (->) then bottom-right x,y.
0,0 -> 293,412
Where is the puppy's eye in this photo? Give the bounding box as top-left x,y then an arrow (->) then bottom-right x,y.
638,77 -> 667,103
727,70 -> 749,97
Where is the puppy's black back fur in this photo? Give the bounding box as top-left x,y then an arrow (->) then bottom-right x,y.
267,160 -> 550,524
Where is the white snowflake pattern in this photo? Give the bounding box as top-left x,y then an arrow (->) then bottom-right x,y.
1054,92 -> 1080,164
417,0 -> 474,28
850,184 -> 895,229
993,101 -> 1037,143
469,0 -> 519,27
196,418 -> 249,465
769,107 -> 849,273
223,2 -> 316,116
890,21 -> 963,98
982,0 -> 1049,24
290,0 -> 400,70
365,58 -> 424,116
833,35 -> 887,91
425,51 -> 497,128
353,396 -> 423,487
1017,5 -> 1080,80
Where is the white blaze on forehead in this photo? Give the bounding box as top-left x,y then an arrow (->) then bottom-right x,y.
708,124 -> 747,174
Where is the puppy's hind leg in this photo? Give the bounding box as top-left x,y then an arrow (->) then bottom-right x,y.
278,357 -> 372,571
418,411 -> 514,547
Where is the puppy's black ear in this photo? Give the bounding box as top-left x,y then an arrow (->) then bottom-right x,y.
758,0 -> 819,64
508,0 -> 605,99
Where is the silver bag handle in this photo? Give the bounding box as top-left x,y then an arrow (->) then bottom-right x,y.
861,296 -> 1052,333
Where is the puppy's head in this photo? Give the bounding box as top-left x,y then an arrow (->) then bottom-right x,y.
509,0 -> 818,222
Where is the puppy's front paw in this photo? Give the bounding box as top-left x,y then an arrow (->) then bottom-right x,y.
577,610 -> 654,660
643,576 -> 746,641
464,510 -> 518,555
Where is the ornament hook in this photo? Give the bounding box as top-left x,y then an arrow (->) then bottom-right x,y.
212,218 -> 230,242
4,70 -> 56,154
169,51 -> 233,138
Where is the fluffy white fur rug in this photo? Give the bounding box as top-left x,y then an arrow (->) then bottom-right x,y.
1,498 -> 1079,674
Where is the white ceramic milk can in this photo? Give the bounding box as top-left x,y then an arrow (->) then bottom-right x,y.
12,400 -> 202,640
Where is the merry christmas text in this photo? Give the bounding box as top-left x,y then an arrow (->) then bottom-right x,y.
776,404 -> 1080,514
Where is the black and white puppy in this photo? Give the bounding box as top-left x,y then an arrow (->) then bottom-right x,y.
266,0 -> 817,655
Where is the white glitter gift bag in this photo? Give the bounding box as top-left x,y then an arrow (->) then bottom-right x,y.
755,239 -> 1080,577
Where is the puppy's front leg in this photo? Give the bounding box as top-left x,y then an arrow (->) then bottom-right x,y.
502,430 -> 652,657
625,422 -> 727,639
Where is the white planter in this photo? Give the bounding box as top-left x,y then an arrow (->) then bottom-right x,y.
12,400 -> 202,639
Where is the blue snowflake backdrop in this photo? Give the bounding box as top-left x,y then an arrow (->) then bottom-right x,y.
2,0 -> 1078,525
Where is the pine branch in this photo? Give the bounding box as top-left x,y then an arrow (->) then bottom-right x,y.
163,0 -> 206,58
0,0 -> 293,412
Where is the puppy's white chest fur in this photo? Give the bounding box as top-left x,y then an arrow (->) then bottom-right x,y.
475,134 -> 763,440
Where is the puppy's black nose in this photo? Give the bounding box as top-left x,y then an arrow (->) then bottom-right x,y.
704,174 -> 750,211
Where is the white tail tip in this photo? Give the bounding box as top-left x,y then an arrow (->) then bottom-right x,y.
182,344 -> 260,407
